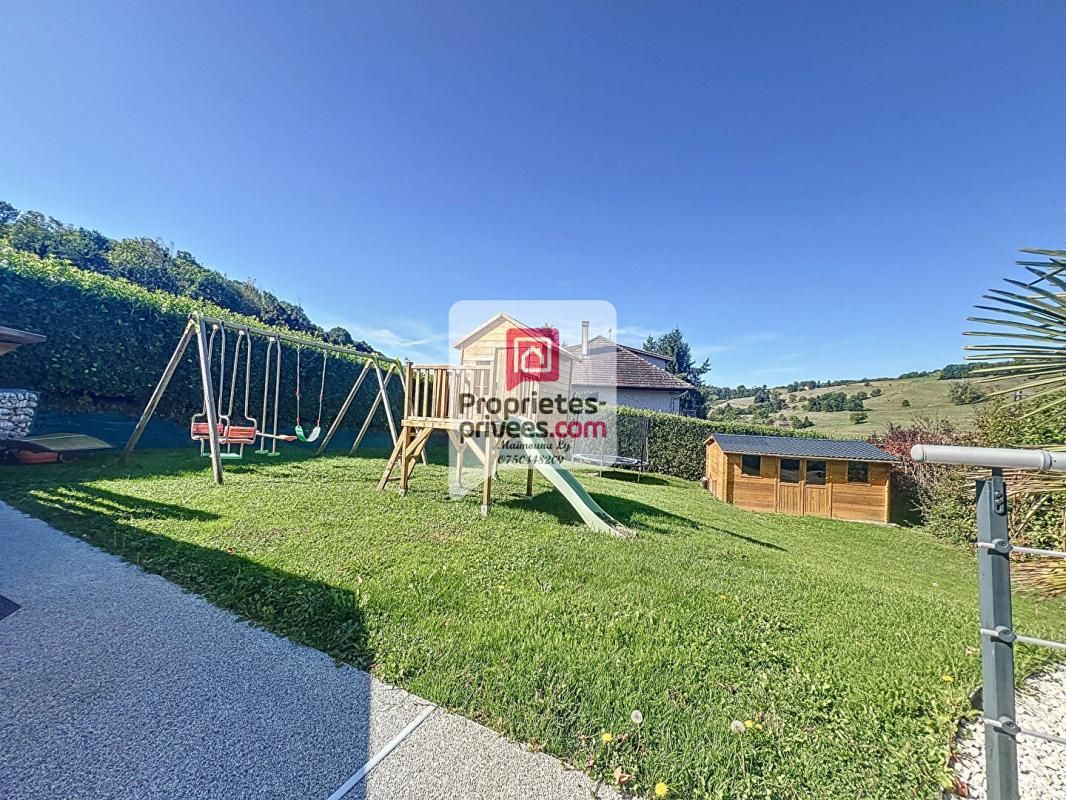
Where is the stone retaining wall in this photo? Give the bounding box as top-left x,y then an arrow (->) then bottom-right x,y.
0,390 -> 38,440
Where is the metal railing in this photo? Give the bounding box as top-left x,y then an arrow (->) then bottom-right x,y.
911,445 -> 1066,800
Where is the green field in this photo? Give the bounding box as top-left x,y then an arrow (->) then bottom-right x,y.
713,374 -> 1022,435
1,449 -> 1062,799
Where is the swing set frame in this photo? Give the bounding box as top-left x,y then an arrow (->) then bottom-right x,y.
121,313 -> 411,485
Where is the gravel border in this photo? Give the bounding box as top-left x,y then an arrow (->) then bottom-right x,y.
947,663 -> 1066,799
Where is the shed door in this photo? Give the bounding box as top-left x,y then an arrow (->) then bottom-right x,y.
776,458 -> 802,514
803,460 -> 829,517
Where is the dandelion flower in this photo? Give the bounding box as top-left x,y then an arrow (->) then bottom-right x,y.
744,720 -> 754,729
942,675 -> 955,684
601,731 -> 613,743
654,782 -> 670,797
729,720 -> 745,734
630,710 -> 644,725
754,722 -> 764,731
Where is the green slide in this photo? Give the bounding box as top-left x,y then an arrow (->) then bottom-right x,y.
510,419 -> 631,537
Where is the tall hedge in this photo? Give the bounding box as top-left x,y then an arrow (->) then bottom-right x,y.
617,406 -> 845,481
0,245 -> 401,435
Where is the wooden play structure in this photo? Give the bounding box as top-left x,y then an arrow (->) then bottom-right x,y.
376,313 -> 628,535
705,433 -> 897,523
123,313 -> 409,484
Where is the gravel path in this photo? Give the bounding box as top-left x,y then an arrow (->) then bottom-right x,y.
0,502 -> 621,800
948,664 -> 1066,800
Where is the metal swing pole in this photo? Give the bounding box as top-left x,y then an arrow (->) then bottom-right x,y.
317,360 -> 372,454
121,318 -> 196,460
350,365 -> 397,454
195,317 -> 225,485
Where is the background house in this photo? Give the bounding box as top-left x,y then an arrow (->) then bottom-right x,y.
567,323 -> 692,414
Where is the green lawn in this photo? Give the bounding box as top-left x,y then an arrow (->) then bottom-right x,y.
1,449 -> 1063,799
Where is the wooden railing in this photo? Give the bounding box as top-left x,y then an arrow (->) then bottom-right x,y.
405,363 -> 494,422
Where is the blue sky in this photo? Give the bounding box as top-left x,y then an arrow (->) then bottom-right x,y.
3,1 -> 1066,386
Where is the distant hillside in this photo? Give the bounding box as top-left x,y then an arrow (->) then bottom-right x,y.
709,370 -> 1023,435
0,200 -> 373,352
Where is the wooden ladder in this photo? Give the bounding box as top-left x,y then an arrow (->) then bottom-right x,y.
377,423 -> 433,491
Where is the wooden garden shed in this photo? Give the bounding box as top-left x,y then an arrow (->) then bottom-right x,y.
705,433 -> 898,523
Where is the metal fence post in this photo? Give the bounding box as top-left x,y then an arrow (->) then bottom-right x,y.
976,469 -> 1019,800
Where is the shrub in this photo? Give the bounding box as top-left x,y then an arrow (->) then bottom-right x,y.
849,411 -> 868,424
617,406 -> 841,481
948,381 -> 985,405
870,387 -> 882,397
901,399 -> 911,407
0,245 -> 399,432
868,418 -> 976,539
867,408 -> 1066,548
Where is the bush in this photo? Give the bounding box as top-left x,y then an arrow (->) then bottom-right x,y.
868,418 -> 977,539
901,399 -> 911,407
948,381 -> 985,405
0,245 -> 399,432
617,406 -> 841,481
870,387 -> 882,397
849,411 -> 868,424
868,408 -> 1066,549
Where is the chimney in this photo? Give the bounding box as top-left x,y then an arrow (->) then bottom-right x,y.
581,321 -> 590,356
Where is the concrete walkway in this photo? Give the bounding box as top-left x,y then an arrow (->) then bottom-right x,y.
0,503 -> 619,800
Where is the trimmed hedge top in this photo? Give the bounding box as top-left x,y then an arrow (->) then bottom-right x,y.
0,244 -> 400,430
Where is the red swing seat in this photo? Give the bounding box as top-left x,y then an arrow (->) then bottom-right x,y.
190,421 -> 257,445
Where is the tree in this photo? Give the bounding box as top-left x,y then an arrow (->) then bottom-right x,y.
643,327 -> 710,385
963,246 -> 1066,595
0,200 -> 17,229
870,387 -> 882,397
939,363 -> 974,380
643,327 -> 710,416
844,395 -> 866,412
850,411 -> 869,424
806,392 -> 848,412
948,382 -> 984,405
6,209 -> 111,273
325,326 -> 355,346
901,399 -> 911,407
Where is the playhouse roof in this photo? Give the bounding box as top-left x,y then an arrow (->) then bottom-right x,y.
452,312 -> 579,360
706,433 -> 898,462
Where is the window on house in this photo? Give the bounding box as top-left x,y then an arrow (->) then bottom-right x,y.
848,462 -> 870,483
806,460 -> 827,485
780,458 -> 801,483
741,454 -> 761,476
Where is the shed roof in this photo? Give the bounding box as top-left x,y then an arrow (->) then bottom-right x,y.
707,433 -> 898,462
